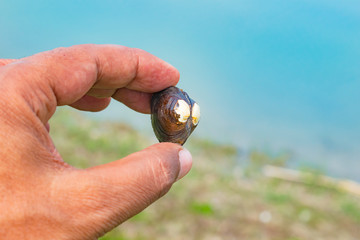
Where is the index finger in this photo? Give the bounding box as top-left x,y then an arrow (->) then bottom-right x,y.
2,44 -> 179,122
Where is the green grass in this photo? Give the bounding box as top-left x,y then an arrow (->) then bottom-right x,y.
264,191 -> 293,205
341,199 -> 360,223
189,202 -> 215,216
49,108 -> 360,240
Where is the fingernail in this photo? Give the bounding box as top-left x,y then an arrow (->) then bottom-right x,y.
177,147 -> 193,181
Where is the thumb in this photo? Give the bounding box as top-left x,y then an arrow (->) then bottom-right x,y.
52,143 -> 192,238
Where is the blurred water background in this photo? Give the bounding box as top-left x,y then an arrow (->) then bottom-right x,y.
1,0 -> 359,181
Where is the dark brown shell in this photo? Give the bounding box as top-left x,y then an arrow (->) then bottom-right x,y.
151,86 -> 199,145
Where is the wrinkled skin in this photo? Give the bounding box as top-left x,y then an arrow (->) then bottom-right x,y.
0,44 -> 192,239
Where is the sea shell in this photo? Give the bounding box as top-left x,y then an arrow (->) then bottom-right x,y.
151,86 -> 200,145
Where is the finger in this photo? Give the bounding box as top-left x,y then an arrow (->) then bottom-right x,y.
0,59 -> 17,66
52,143 -> 192,237
87,88 -> 116,98
1,44 -> 179,122
112,88 -> 153,114
70,87 -> 151,113
70,95 -> 111,112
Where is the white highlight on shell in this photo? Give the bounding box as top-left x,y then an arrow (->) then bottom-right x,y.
191,103 -> 201,125
174,100 -> 191,123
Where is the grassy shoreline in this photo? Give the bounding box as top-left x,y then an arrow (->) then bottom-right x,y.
50,108 -> 360,240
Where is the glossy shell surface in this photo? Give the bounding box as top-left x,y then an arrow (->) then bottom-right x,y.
151,86 -> 200,145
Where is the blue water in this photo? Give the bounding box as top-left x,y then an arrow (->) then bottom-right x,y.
1,0 -> 359,181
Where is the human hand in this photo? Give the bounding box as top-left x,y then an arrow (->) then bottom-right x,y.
0,45 -> 192,239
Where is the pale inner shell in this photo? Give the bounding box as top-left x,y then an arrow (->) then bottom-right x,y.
174,100 -> 191,123
191,103 -> 201,125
